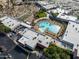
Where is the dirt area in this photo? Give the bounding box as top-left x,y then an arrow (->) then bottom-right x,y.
0,2 -> 39,23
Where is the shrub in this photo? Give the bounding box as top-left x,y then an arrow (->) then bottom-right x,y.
34,9 -> 47,19
0,23 -> 11,33
44,44 -> 72,59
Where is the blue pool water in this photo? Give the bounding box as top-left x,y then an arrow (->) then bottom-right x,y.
37,21 -> 60,34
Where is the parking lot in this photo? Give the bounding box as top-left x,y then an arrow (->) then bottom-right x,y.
0,32 -> 28,59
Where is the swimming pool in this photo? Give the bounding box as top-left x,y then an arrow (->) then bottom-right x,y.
37,20 -> 60,34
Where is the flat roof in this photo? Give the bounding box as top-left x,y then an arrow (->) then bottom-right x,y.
18,36 -> 38,49
18,28 -> 52,49
43,4 -> 56,10
37,35 -> 52,47
23,30 -> 37,39
20,22 -> 32,28
0,16 -> 20,30
18,28 -> 38,49
62,21 -> 79,49
15,0 -> 22,3
49,8 -> 70,14
37,1 -> 49,6
37,1 -> 57,10
57,14 -> 77,21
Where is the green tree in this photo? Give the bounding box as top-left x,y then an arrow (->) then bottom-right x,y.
44,44 -> 72,59
77,16 -> 79,19
34,9 -> 47,19
51,12 -> 59,18
0,23 -> 11,33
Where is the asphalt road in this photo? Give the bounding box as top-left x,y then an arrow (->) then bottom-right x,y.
0,33 -> 28,59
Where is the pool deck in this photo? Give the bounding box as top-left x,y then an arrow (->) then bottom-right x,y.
34,18 -> 65,39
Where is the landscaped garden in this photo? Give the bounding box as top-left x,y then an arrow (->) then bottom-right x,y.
44,44 -> 73,59
34,9 -> 47,19
0,22 -> 11,33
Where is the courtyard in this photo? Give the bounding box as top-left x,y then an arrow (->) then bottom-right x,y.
33,18 -> 67,39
